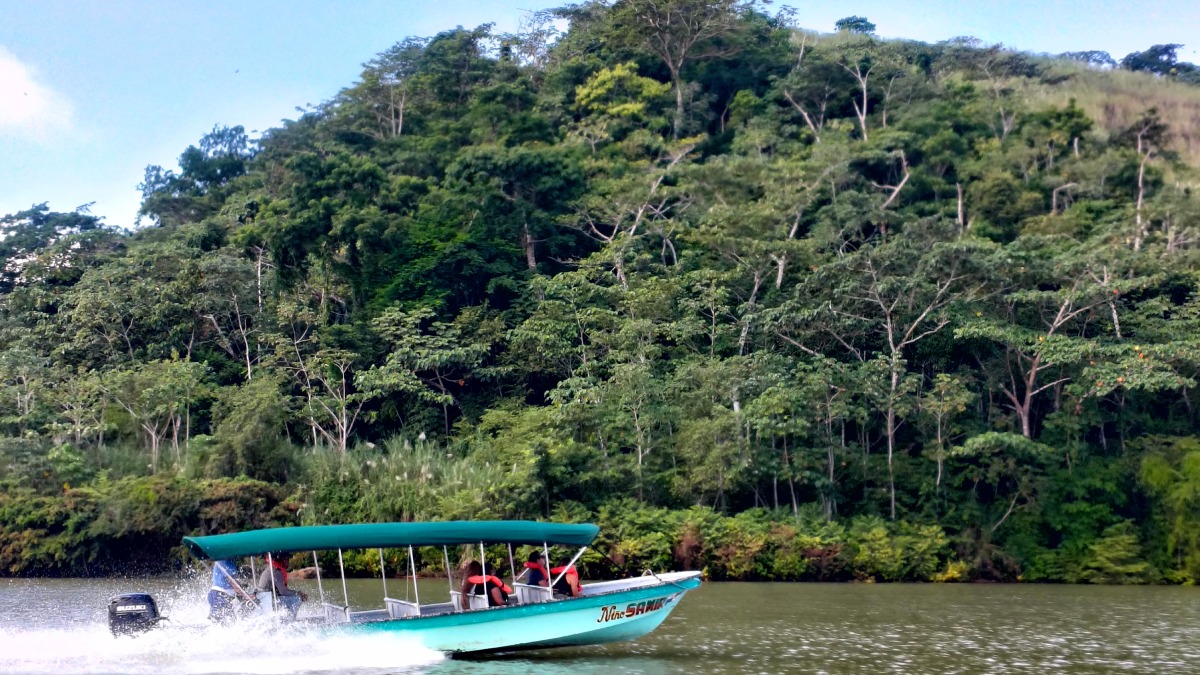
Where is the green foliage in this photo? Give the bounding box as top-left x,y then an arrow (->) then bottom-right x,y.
1140,437 -> 1200,582
1081,521 -> 1157,584
0,476 -> 289,575
3,6 -> 1199,583
834,16 -> 876,35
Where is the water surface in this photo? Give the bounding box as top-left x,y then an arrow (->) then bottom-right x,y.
1,577 -> 1196,674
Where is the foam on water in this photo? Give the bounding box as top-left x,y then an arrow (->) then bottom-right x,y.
0,587 -> 444,675
0,624 -> 444,674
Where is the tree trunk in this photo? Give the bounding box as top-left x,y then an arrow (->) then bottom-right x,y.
1133,149 -> 1152,251
671,69 -> 684,140
521,219 -> 538,270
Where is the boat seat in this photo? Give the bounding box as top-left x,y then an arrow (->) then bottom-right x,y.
448,590 -> 491,610
322,602 -> 350,623
384,597 -> 420,619
512,583 -> 553,604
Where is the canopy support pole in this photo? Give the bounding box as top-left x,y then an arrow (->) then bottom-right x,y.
338,548 -> 349,608
409,545 -> 420,607
443,545 -> 454,601
479,542 -> 487,606
266,552 -> 278,612
507,543 -> 516,582
551,546 -> 587,591
379,547 -> 389,600
313,551 -> 326,605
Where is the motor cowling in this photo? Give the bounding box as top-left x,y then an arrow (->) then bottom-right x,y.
108,593 -> 162,636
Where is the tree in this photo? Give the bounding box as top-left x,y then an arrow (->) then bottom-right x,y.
775,220 -> 990,517
353,37 -> 429,139
446,145 -> 584,271
209,372 -> 292,480
919,374 -> 975,489
359,307 -> 501,435
1059,51 -> 1116,69
297,349 -> 370,455
192,251 -> 268,381
570,136 -> 700,287
834,16 -> 876,35
1117,109 -> 1170,251
957,242 -> 1145,439
104,359 -> 209,471
1120,44 -> 1188,76
0,204 -> 107,293
1141,437 -> 1200,581
778,35 -> 848,143
139,126 -> 255,225
950,431 -> 1055,535
613,0 -> 752,139
822,36 -> 906,142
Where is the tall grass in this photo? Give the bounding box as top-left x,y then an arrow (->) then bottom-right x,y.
1032,61 -> 1200,167
296,437 -> 519,524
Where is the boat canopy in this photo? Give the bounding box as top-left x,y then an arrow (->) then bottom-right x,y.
183,521 -> 600,560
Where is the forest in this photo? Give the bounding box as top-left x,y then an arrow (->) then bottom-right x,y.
2,1 -> 1200,583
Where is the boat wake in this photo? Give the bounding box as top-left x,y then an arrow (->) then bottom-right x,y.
0,590 -> 444,675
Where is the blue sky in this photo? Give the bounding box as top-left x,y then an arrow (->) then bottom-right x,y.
2,0 -> 1197,228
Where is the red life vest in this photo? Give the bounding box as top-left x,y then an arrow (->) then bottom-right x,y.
523,561 -> 577,578
466,574 -> 512,594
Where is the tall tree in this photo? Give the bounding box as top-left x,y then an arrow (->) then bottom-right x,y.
613,0 -> 752,138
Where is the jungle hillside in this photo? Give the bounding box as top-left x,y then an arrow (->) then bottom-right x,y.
3,2 -> 1200,583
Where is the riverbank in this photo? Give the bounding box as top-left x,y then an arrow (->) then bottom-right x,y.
0,473 -> 1168,584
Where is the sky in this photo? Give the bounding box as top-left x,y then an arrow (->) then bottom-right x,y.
2,0 -> 1198,229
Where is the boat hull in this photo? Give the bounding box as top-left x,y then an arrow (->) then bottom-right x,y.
340,572 -> 700,654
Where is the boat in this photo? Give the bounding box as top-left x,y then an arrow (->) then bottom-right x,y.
135,520 -> 700,654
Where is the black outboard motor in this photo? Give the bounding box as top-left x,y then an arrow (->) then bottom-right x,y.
107,593 -> 163,636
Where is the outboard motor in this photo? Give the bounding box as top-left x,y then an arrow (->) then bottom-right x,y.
107,593 -> 163,636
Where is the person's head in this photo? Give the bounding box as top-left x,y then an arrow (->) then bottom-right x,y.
271,551 -> 290,564
465,560 -> 482,576
527,550 -> 543,564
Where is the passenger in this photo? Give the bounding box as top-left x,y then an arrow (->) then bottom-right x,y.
460,560 -> 511,608
524,550 -> 581,597
207,558 -> 253,623
256,551 -> 307,619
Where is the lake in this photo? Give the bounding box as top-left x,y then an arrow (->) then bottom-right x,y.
1,577 -> 1197,673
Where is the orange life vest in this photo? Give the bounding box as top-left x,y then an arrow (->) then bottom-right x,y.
466,574 -> 513,594
523,561 -> 577,578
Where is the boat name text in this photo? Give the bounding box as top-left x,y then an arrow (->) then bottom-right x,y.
597,598 -> 667,623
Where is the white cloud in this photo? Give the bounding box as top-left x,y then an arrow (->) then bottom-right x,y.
0,46 -> 73,139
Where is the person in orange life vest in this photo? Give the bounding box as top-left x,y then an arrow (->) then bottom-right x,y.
524,550 -> 581,597
460,560 -> 511,608
256,551 -> 308,618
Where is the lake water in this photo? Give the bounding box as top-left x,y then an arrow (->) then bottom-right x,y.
1,577 -> 1197,674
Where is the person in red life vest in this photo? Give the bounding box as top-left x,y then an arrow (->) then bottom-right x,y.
524,550 -> 581,597
255,551 -> 307,618
460,560 -> 511,608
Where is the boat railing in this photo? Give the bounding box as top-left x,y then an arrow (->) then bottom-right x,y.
323,602 -> 351,623
384,597 -> 420,619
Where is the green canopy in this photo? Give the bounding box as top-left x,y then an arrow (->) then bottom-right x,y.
183,521 -> 599,560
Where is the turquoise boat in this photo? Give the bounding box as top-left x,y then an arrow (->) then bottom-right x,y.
181,521 -> 701,654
